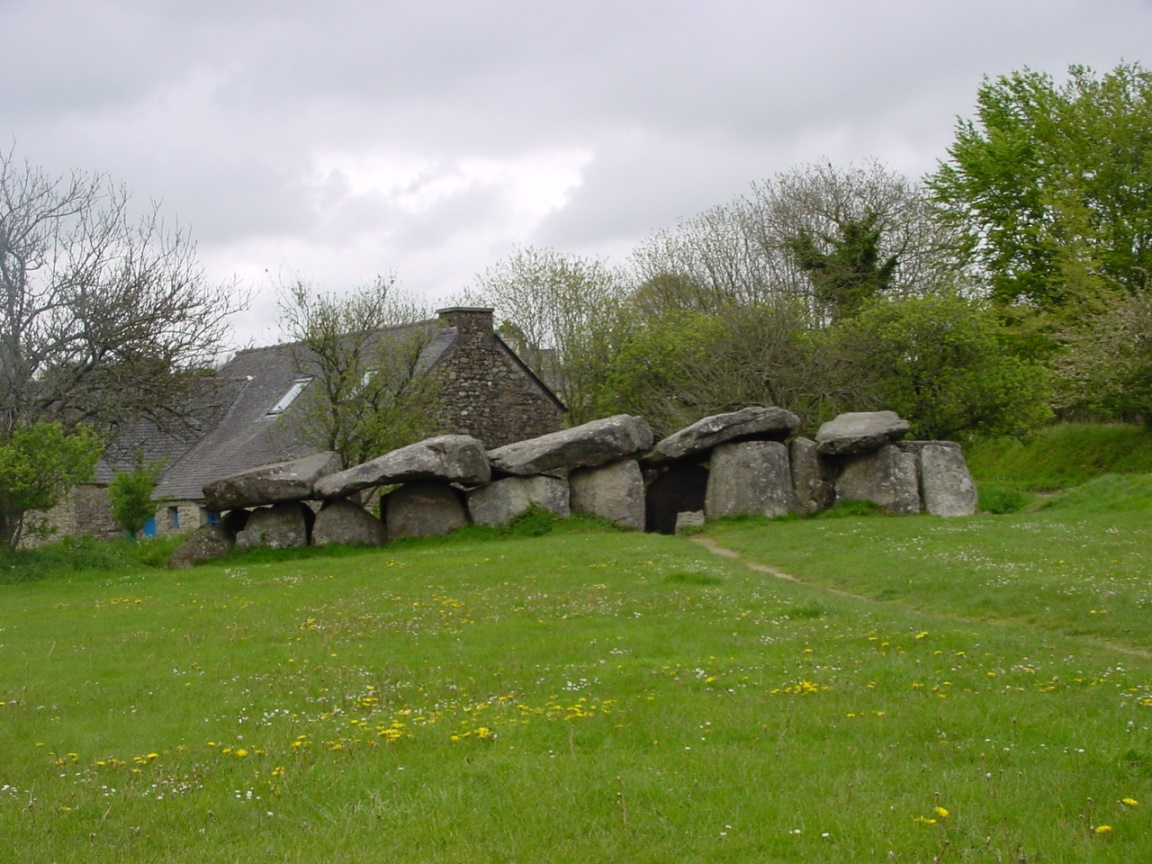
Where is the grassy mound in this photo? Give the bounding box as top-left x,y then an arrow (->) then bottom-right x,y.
966,422 -> 1152,491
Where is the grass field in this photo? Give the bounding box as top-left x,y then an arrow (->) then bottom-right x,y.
4,485 -> 1152,863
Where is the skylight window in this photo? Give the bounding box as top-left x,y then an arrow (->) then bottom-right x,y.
266,377 -> 313,415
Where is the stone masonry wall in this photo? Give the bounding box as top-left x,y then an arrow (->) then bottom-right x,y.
431,308 -> 565,449
22,486 -> 122,547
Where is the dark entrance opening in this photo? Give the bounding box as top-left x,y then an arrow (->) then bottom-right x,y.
644,463 -> 709,534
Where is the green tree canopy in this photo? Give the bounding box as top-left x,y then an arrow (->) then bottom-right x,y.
108,454 -> 166,539
0,423 -> 102,549
598,302 -> 844,437
929,62 -> 1152,315
830,293 -> 1053,440
787,211 -> 899,322
631,160 -> 961,321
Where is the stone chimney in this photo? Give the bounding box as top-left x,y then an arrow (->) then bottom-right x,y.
437,307 -> 495,338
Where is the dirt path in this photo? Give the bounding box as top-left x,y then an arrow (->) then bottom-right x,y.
688,535 -> 1152,659
688,535 -> 872,602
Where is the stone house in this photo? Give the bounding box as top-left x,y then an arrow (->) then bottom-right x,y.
43,307 -> 564,540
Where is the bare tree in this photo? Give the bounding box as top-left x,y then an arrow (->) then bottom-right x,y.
630,160 -> 966,321
0,148 -> 245,437
463,246 -> 631,424
277,276 -> 440,467
746,159 -> 967,305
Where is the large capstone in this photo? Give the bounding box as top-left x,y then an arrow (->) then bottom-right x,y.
705,441 -> 794,520
314,435 -> 490,499
384,483 -> 468,539
487,414 -> 654,476
569,459 -> 645,531
647,406 -> 800,463
467,476 -> 570,528
203,451 -> 342,511
815,411 -> 910,457
835,444 -> 922,515
311,498 -> 388,547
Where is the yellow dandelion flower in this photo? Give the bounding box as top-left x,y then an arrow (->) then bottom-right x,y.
1095,824 -> 1113,834
1122,798 -> 1139,807
934,807 -> 949,819
234,748 -> 248,758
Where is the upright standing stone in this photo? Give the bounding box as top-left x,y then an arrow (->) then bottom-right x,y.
311,498 -> 388,546
904,441 -> 978,516
169,524 -> 234,569
569,459 -> 646,531
835,444 -> 921,515
384,483 -> 468,539
789,437 -> 835,516
467,476 -> 570,528
235,502 -> 312,549
705,441 -> 794,520
674,511 -> 705,534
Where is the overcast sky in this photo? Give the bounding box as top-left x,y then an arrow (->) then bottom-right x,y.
2,0 -> 1150,348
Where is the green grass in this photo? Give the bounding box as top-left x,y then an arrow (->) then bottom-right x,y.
0,534 -> 185,584
966,422 -> 1152,492
5,495 -> 1152,862
704,471 -> 1152,653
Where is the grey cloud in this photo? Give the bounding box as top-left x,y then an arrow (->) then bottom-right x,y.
1,0 -> 1150,334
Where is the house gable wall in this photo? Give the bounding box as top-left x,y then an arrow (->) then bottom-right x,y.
430,308 -> 565,449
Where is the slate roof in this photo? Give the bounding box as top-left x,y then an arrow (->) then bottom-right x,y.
146,315 -> 501,503
152,344 -> 318,501
92,310 -> 563,504
93,376 -> 250,484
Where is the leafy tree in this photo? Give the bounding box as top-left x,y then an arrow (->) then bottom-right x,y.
464,246 -> 631,424
277,277 -> 440,467
599,302 -> 844,436
108,454 -> 167,539
929,62 -> 1152,314
596,309 -> 722,435
0,148 -> 245,437
787,211 -> 899,322
0,423 -> 102,549
829,293 -> 1053,440
1052,292 -> 1152,420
